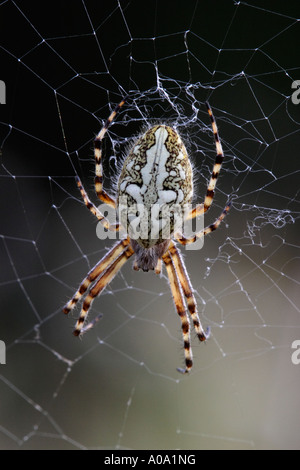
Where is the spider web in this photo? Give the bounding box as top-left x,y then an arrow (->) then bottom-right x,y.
0,0 -> 300,450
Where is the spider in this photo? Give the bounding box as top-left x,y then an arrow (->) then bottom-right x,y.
63,98 -> 231,373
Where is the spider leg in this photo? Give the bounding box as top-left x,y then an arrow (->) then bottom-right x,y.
185,203 -> 205,221
162,250 -> 193,374
184,102 -> 225,222
76,176 -> 121,232
94,98 -> 126,208
73,242 -> 134,336
155,258 -> 162,275
203,101 -> 225,213
175,202 -> 231,245
168,241 -> 209,342
63,238 -> 130,316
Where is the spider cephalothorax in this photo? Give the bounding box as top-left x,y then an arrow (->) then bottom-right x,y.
130,238 -> 170,272
63,98 -> 230,373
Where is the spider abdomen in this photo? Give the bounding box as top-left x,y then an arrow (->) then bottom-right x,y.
117,125 -> 193,248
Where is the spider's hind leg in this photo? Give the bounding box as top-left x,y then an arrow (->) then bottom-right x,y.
175,202 -> 231,245
75,176 -> 121,232
183,102 -> 226,225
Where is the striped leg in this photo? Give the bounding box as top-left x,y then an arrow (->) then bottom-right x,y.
185,203 -> 204,221
76,177 -> 121,232
162,250 -> 193,374
203,101 -> 225,212
185,102 -> 225,223
175,202 -> 231,245
94,98 -> 126,207
168,241 -> 209,342
155,258 -> 162,275
73,243 -> 134,336
63,238 -> 130,316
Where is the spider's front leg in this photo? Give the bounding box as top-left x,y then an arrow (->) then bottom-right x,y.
72,243 -> 134,336
162,250 -> 193,374
75,176 -> 121,232
63,239 -> 129,315
168,241 -> 210,343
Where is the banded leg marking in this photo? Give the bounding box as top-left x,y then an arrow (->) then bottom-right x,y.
63,238 -> 130,316
94,98 -> 126,207
73,243 -> 134,336
162,251 -> 193,374
203,101 -> 225,213
176,203 -> 231,245
76,177 -> 121,231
